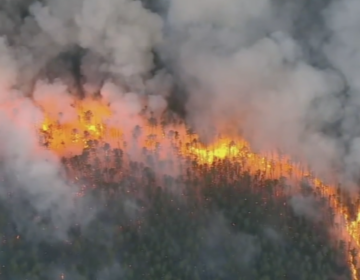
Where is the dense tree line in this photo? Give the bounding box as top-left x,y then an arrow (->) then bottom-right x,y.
0,141 -> 354,280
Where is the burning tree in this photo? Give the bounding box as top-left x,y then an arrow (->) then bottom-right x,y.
0,97 -> 357,280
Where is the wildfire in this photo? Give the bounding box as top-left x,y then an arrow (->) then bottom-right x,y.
4,96 -> 360,279
38,99 -> 114,155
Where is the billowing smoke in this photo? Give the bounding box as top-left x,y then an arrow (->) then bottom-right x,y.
0,107 -> 95,241
160,0 -> 360,189
0,0 -> 358,254
0,0 -> 167,240
323,0 -> 360,183
2,0 -> 355,278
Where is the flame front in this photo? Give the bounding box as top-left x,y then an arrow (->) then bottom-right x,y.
30,98 -> 360,279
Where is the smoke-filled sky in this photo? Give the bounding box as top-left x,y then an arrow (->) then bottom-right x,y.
0,1 -> 360,279
1,0 -> 354,184
0,0 -> 359,243
163,0 -> 347,179
164,0 -> 360,188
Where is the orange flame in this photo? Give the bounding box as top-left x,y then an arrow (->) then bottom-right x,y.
6,97 -> 360,279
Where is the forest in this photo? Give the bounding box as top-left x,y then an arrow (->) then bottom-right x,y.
0,0 -> 358,279
0,139 -> 354,280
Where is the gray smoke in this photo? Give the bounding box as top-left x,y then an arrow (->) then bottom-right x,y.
0,98 -> 97,240
0,1 -> 358,279
199,213 -> 261,279
162,0 -> 360,189
0,0 -> 359,241
0,0 -> 164,95
289,195 -> 321,221
0,0 -> 166,240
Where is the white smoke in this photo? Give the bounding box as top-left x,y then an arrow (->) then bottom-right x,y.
0,0 -> 358,238
0,0 -> 166,240
163,0 -> 360,187
289,195 -> 321,221
0,96 -> 96,240
32,0 -> 163,81
0,1 -> 357,278
323,0 -> 360,182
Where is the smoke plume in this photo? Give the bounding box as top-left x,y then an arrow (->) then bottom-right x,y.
160,0 -> 360,188
0,0 -> 166,240
0,0 -> 359,249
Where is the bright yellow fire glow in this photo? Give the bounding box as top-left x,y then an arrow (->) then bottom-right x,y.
29,98 -> 360,280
